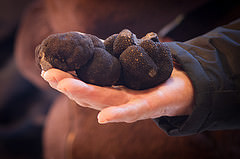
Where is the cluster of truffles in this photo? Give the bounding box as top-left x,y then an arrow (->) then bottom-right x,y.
35,29 -> 173,90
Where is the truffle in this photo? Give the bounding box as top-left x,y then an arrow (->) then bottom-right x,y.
141,32 -> 160,42
112,29 -> 138,58
85,34 -> 105,49
116,31 -> 173,90
139,39 -> 158,56
36,32 -> 94,71
104,34 -> 118,55
140,40 -> 173,89
76,48 -> 121,86
36,29 -> 173,90
119,45 -> 159,89
36,31 -> 121,86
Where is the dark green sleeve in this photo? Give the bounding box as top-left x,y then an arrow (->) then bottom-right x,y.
154,19 -> 240,136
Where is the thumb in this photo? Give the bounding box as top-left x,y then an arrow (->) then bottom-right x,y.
97,99 -> 151,124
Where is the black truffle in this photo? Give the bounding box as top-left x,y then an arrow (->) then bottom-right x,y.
112,29 -> 138,58
119,45 -> 159,90
119,40 -> 173,90
85,34 -> 105,49
36,32 -> 94,71
139,39 -> 158,56
141,40 -> 173,86
76,48 -> 121,86
104,34 -> 118,55
36,29 -> 173,90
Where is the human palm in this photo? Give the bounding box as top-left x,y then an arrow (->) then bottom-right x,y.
42,68 -> 194,124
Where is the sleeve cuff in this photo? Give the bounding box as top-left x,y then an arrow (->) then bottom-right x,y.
154,42 -> 213,136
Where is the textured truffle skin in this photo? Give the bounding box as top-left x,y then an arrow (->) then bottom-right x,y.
113,29 -> 137,58
76,48 -> 121,86
120,45 -> 159,90
120,42 -> 173,90
85,34 -> 105,49
139,40 -> 158,56
36,32 -> 94,71
104,34 -> 118,55
154,42 -> 173,81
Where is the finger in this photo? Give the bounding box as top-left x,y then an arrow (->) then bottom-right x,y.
97,99 -> 152,124
56,78 -> 130,109
41,68 -> 74,88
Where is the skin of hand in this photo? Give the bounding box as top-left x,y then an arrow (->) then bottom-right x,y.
41,68 -> 194,124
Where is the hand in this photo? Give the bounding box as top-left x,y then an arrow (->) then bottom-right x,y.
41,68 -> 194,124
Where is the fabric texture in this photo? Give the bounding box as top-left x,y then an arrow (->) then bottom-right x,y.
154,19 -> 240,136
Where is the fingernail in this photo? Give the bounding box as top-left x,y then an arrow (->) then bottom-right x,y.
97,113 -> 108,124
42,72 -> 58,88
41,70 -> 46,77
98,119 -> 108,124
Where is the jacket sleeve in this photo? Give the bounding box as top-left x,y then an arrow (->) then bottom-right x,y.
154,19 -> 240,136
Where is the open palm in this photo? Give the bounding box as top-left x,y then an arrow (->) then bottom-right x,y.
42,68 -> 194,124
